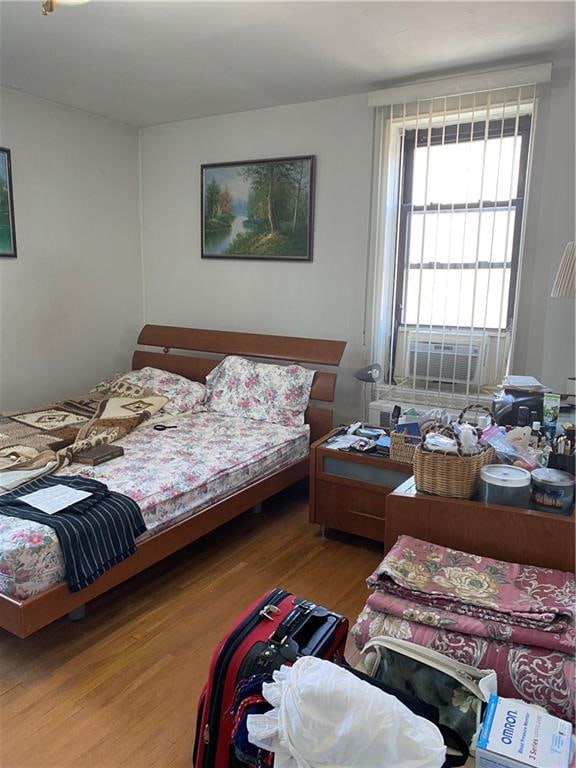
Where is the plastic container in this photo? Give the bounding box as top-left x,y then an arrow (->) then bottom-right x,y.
479,465 -> 531,508
530,468 -> 575,515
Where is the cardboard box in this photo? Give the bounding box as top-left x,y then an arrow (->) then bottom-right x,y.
476,695 -> 573,768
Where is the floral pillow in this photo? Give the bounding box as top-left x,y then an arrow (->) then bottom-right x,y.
91,372 -> 124,394
205,356 -> 315,427
93,367 -> 206,415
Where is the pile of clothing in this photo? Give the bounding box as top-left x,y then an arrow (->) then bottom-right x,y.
351,535 -> 575,721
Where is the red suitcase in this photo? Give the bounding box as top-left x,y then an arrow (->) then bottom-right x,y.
193,587 -> 348,768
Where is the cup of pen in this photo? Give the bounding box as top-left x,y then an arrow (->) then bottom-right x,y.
550,423 -> 575,476
548,452 -> 576,475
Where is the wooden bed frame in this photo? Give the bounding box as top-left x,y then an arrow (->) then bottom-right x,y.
0,325 -> 346,638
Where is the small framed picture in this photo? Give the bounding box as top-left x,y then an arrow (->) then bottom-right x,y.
0,148 -> 17,258
201,155 -> 315,261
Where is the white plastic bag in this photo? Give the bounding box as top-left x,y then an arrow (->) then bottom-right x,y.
247,656 -> 447,768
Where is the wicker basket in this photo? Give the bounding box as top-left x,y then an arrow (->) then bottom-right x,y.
390,431 -> 419,465
414,443 -> 497,499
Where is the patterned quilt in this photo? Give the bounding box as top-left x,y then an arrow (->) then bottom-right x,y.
367,536 -> 575,650
0,394 -> 106,454
0,380 -> 167,488
351,536 -> 575,721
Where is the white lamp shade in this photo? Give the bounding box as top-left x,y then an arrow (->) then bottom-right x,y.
42,0 -> 90,13
551,242 -> 575,298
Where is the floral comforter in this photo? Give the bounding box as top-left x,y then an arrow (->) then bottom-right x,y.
351,535 -> 575,721
368,536 -> 575,650
0,412 -> 309,599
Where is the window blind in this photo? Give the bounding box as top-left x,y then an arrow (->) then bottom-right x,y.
368,77 -> 543,408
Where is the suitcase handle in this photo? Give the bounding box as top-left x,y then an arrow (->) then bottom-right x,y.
296,615 -> 338,656
270,603 -> 340,663
269,601 -> 315,644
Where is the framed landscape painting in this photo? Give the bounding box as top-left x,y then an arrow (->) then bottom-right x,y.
201,155 -> 315,261
0,148 -> 16,258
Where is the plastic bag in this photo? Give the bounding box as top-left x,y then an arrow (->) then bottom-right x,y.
247,656 -> 446,768
452,422 -> 481,455
481,424 -> 540,470
424,433 -> 459,454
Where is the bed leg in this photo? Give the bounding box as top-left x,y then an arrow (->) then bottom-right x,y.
319,525 -> 326,538
251,502 -> 263,514
68,605 -> 86,621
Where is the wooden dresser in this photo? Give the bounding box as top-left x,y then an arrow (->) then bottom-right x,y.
385,477 -> 575,572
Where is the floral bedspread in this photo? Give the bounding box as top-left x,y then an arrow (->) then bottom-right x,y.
0,412 -> 309,599
352,535 -> 576,721
368,535 -> 575,639
366,591 -> 573,654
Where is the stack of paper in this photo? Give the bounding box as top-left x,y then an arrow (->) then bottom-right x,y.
503,376 -> 547,391
323,435 -> 360,450
19,485 -> 93,514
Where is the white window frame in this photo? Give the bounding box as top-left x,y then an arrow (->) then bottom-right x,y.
366,87 -> 543,402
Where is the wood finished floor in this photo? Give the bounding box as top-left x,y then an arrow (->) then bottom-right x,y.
0,482 -> 383,768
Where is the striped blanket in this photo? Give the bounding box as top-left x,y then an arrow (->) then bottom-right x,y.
0,475 -> 146,592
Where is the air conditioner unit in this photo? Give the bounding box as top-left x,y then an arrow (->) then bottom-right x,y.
368,399 -> 461,429
400,332 -> 489,386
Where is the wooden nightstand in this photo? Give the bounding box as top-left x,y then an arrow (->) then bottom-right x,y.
309,429 -> 413,541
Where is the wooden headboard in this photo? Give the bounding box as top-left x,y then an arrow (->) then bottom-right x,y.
132,325 -> 347,443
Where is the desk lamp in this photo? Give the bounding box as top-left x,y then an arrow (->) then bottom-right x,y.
354,363 -> 382,424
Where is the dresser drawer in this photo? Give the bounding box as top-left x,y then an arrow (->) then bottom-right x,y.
313,480 -> 386,541
315,480 -> 386,519
318,456 -> 411,491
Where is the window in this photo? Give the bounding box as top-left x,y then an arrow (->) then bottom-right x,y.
367,69 -> 548,403
395,115 -> 531,333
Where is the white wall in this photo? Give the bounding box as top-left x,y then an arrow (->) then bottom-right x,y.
141,60 -> 575,420
0,88 -> 142,410
513,53 -> 575,393
140,94 -> 374,421
5,57 -> 569,416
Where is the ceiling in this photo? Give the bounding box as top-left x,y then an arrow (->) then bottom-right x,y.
0,1 -> 573,128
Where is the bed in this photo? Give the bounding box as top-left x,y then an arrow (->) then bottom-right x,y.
0,325 -> 346,637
